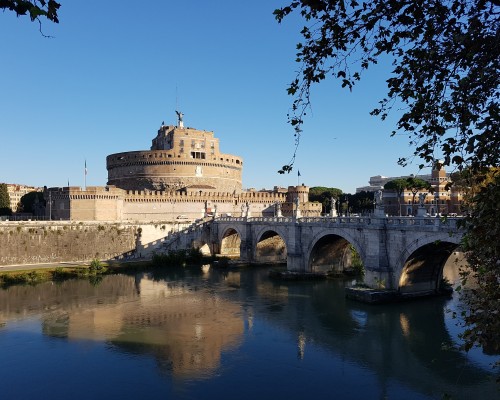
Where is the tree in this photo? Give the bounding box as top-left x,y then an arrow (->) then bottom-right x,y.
406,176 -> 432,215
309,186 -> 343,213
275,1 -> 500,363
1,0 -> 60,35
275,1 -> 499,173
0,183 -> 12,216
20,191 -> 45,214
384,178 -> 408,216
348,191 -> 374,214
460,169 -> 500,356
1,0 -> 60,22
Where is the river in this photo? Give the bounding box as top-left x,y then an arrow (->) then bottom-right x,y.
0,265 -> 497,400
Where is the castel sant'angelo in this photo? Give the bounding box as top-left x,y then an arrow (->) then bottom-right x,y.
45,112 -> 321,221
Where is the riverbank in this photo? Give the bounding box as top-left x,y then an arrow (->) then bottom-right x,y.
0,259 -> 154,288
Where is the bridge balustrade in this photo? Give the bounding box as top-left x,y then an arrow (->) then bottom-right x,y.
385,216 -> 462,228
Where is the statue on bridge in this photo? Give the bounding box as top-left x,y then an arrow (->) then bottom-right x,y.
373,189 -> 386,217
275,202 -> 282,218
418,192 -> 427,207
330,197 -> 337,217
375,190 -> 383,206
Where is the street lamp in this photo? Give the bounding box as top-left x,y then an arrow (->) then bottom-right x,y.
434,192 -> 439,217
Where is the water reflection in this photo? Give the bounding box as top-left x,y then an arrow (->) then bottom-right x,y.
0,266 -> 497,399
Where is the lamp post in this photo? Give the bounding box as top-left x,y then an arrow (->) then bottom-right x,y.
434,192 -> 439,217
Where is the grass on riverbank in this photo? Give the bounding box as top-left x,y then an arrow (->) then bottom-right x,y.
0,259 -> 113,288
0,250 -> 215,288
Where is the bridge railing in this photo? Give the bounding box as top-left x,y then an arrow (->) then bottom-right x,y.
217,216 -> 294,223
299,216 -> 373,224
216,215 -> 463,230
386,217 -> 462,228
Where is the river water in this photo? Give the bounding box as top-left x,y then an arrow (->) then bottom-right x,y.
0,265 -> 497,400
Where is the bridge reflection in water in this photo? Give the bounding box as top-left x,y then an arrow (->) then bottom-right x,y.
0,265 -> 497,399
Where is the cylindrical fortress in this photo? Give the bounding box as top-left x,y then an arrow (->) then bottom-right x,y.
107,124 -> 243,192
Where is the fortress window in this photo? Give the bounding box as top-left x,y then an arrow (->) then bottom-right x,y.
236,160 -> 240,164
180,140 -> 184,146
190,152 -> 206,159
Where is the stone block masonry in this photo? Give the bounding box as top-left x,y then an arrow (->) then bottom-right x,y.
0,221 -> 138,266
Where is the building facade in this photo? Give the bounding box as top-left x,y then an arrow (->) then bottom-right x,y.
5,184 -> 40,212
382,163 -> 463,216
107,117 -> 243,192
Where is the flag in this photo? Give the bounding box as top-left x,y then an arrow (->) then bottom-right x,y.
298,170 -> 301,177
85,160 -> 88,175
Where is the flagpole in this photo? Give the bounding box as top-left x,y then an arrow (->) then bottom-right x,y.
84,159 -> 87,191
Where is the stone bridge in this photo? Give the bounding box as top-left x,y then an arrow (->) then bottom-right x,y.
157,215 -> 464,295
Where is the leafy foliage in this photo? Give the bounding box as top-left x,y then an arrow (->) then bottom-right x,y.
384,176 -> 431,214
384,178 -> 409,216
309,186 -> 343,212
89,258 -> 104,273
459,170 -> 500,358
384,178 -> 408,193
275,0 -> 500,173
348,191 -> 375,214
0,0 -> 60,23
1,0 -> 60,37
0,184 -> 12,216
19,191 -> 45,214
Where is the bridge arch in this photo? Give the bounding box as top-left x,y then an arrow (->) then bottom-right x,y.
191,238 -> 213,256
219,226 -> 243,257
253,227 -> 287,264
395,233 -> 462,294
305,229 -> 365,273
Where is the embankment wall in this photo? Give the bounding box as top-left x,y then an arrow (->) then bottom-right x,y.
0,221 -> 180,266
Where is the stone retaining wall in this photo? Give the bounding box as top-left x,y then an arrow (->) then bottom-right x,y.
0,221 -> 178,266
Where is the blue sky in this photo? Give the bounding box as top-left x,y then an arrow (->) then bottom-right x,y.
0,1 -> 431,193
